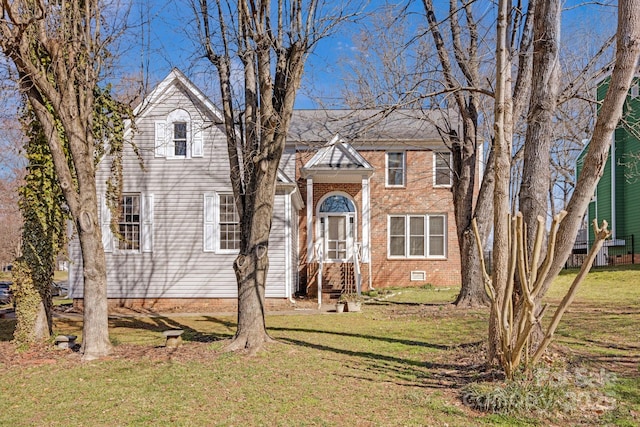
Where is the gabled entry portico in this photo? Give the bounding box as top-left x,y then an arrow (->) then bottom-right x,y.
300,135 -> 374,307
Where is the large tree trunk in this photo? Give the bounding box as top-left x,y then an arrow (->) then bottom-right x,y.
455,149 -> 494,306
1,0 -> 113,360
11,260 -> 52,343
198,0 -> 314,353
75,200 -> 112,360
519,0 -> 561,256
422,0 -> 493,307
489,0 -> 514,364
227,162 -> 279,351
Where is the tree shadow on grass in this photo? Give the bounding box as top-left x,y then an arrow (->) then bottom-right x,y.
108,316 -> 234,343
365,300 -> 454,307
267,325 -> 494,388
278,335 -> 497,389
267,326 -> 474,351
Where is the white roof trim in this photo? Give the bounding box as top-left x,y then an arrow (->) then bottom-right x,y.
127,69 -> 225,135
302,133 -> 374,172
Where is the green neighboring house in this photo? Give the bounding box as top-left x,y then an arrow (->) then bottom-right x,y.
575,75 -> 640,266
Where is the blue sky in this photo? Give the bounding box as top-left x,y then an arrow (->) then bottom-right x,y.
114,0 -> 618,110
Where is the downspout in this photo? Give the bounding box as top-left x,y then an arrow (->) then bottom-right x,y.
362,175 -> 374,290
611,134 -> 617,240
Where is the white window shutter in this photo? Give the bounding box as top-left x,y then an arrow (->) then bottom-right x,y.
155,121 -> 166,157
204,193 -> 216,252
100,194 -> 113,252
192,120 -> 203,157
142,193 -> 154,253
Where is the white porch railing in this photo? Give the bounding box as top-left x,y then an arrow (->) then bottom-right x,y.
353,243 -> 362,296
315,243 -> 324,309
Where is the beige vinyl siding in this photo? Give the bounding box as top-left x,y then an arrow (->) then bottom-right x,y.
71,82 -> 289,299
265,196 -> 287,298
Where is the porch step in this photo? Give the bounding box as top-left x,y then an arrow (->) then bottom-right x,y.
322,288 -> 343,300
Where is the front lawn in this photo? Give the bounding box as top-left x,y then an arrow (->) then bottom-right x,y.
0,266 -> 638,426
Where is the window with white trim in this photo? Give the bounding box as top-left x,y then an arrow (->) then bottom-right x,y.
101,193 -> 153,253
434,151 -> 452,187
118,195 -> 141,251
203,193 -> 240,253
386,152 -> 405,187
155,109 -> 203,159
173,122 -> 187,157
388,214 -> 446,258
219,194 -> 240,250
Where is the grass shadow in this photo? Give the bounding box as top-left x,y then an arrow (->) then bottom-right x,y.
108,316 -> 234,343
278,335 -> 498,389
268,325 -> 476,351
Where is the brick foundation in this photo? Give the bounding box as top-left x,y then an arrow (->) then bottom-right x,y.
73,297 -> 295,314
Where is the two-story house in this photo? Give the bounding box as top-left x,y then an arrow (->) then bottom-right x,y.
69,69 -> 462,311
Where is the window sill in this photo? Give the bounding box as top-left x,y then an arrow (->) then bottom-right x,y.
112,250 -> 142,255
387,256 -> 448,261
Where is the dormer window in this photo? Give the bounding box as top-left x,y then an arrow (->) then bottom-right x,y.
155,109 -> 203,159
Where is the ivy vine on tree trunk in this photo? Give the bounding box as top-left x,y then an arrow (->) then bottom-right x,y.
13,105 -> 68,346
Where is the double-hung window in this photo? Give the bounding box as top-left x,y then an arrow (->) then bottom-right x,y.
386,152 -> 405,187
118,195 -> 141,251
155,108 -> 204,159
218,194 -> 240,251
173,122 -> 187,157
434,151 -> 452,187
100,193 -> 153,254
388,214 -> 446,258
204,193 -> 240,252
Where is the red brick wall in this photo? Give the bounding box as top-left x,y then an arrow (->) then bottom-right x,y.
296,149 -> 461,291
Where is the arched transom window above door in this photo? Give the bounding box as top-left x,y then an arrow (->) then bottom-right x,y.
317,194 -> 356,262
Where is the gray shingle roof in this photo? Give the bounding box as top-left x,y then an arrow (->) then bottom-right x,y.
288,109 -> 457,147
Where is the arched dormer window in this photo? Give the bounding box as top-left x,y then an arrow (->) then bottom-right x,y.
155,109 -> 203,159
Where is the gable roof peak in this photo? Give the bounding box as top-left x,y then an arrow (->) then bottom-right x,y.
133,68 -> 224,124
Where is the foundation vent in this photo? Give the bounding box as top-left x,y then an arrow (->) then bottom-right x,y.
410,271 -> 426,281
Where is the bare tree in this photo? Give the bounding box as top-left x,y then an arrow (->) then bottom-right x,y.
421,0 -> 514,308
0,1 -> 125,359
483,0 -> 640,375
0,115 -> 24,270
193,0 -> 357,352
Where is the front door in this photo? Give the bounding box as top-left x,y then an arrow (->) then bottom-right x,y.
318,194 -> 356,262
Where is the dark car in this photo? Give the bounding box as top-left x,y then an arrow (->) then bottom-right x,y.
55,281 -> 69,297
51,281 -> 69,297
0,282 -> 13,305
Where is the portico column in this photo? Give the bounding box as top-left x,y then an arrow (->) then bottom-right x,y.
362,175 -> 370,263
306,177 -> 314,261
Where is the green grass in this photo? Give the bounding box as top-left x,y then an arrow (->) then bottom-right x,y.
0,266 -> 638,426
